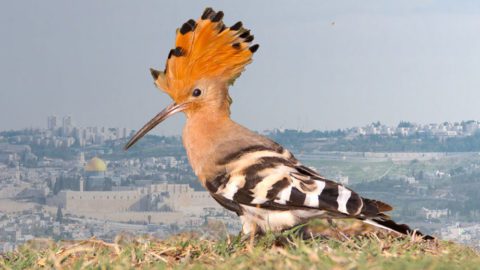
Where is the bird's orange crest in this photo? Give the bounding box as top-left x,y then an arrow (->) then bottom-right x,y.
151,8 -> 259,100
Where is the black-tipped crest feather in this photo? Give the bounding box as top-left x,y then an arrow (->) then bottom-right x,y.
150,68 -> 161,80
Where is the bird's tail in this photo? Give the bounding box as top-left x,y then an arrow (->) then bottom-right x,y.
360,216 -> 434,240
360,198 -> 434,240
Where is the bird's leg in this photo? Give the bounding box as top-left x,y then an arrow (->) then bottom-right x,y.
327,218 -> 336,228
248,223 -> 256,249
327,218 -> 349,240
239,216 -> 262,244
277,223 -> 311,241
297,224 -> 313,240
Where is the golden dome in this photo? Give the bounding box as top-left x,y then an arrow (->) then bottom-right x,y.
84,157 -> 107,172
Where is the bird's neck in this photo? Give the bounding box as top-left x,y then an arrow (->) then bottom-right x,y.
182,107 -> 233,185
182,103 -> 278,189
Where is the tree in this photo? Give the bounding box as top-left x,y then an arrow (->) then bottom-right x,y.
53,178 -> 63,195
56,206 -> 63,223
398,121 -> 414,128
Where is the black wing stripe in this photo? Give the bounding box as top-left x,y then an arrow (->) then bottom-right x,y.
287,187 -> 306,206
217,145 -> 284,165
233,190 -> 254,204
266,177 -> 290,200
205,173 -> 229,193
210,193 -> 243,215
346,193 -> 363,215
318,181 -> 339,211
240,156 -> 293,190
361,198 -> 382,216
296,165 -> 324,179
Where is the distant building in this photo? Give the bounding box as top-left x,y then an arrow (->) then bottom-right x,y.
62,116 -> 73,136
62,116 -> 72,129
464,121 -> 479,135
84,157 -> 107,191
47,116 -> 57,130
404,176 -> 418,185
77,152 -> 86,167
0,143 -> 31,164
421,207 -> 449,219
47,182 -> 221,217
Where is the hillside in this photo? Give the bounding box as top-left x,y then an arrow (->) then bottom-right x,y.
1,220 -> 479,270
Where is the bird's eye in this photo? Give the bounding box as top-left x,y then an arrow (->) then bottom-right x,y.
192,88 -> 202,97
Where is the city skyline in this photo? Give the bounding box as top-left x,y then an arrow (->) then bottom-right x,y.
4,115 -> 480,142
3,113 -> 480,251
2,1 -> 480,135
3,114 -> 480,136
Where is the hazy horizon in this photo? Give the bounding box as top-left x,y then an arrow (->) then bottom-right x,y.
2,1 -> 480,135
2,114 -> 479,134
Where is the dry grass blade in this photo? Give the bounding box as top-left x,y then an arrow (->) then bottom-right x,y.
147,251 -> 168,263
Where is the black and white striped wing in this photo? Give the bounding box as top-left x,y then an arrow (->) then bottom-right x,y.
206,145 -> 375,218
279,170 -> 364,216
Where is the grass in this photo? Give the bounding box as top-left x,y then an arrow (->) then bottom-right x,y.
1,220 -> 480,270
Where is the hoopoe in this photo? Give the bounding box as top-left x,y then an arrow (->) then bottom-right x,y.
125,8 -> 432,239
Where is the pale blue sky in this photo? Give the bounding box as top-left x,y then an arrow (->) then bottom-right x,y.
1,1 -> 480,134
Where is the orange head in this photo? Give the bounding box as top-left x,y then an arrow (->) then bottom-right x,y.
125,8 -> 259,150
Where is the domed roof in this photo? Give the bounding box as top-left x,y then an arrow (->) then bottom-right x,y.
84,157 -> 107,172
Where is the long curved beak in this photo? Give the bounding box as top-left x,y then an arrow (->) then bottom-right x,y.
124,102 -> 187,150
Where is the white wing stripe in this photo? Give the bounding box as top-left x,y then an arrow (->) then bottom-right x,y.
276,185 -> 292,204
221,175 -> 244,200
315,180 -> 326,195
304,193 -> 319,207
337,186 -> 352,214
251,197 -> 268,204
